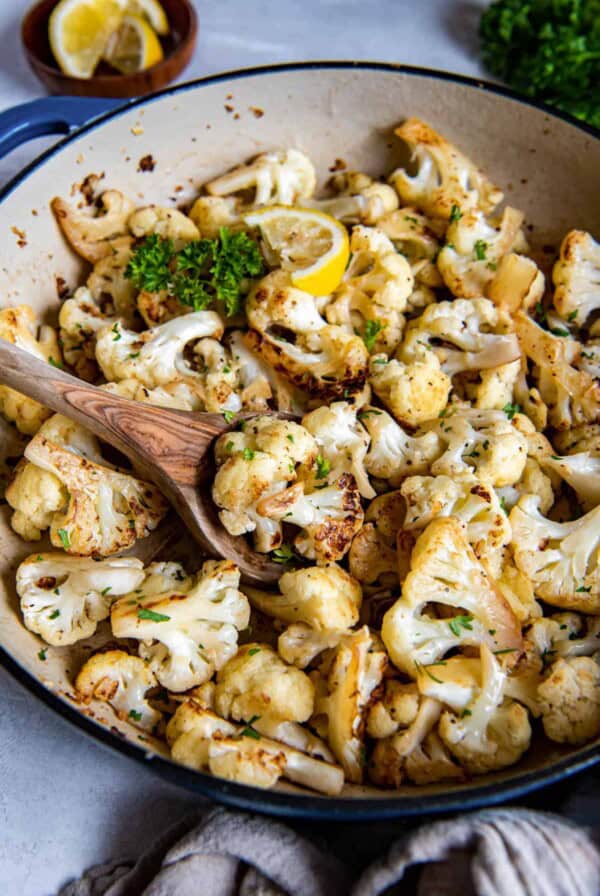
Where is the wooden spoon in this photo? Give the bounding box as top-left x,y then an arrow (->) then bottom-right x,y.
0,338 -> 288,585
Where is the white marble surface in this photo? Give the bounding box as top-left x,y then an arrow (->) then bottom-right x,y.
0,2 -> 498,894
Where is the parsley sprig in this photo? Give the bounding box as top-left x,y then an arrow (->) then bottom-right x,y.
125,228 -> 264,317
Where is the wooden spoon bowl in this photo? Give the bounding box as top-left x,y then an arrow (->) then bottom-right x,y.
0,337 -> 286,585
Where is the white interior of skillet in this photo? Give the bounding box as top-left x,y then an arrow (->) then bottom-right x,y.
1,65 -> 599,806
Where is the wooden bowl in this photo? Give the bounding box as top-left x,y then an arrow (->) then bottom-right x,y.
21,0 -> 198,98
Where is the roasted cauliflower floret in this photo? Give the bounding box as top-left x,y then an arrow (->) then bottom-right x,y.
312,626 -> 387,783
58,286 -> 121,382
399,474 -> 511,578
543,451 -> 600,511
75,649 -> 162,732
5,413 -> 103,542
86,236 -> 137,320
189,195 -> 243,239
378,207 -> 444,289
427,406 -> 528,488
538,656 -> 600,745
277,625 -> 346,669
366,680 -> 420,739
128,205 -> 200,246
256,472 -> 363,564
349,490 -> 406,588
487,252 -> 545,315
246,563 -> 362,631
308,171 -> 398,224
301,401 -> 374,498
214,643 -> 314,723
515,311 -> 600,430
324,226 -> 413,355
205,149 -> 316,207
111,559 -> 250,692
95,311 -> 224,391
368,352 -> 451,428
8,427 -> 168,555
212,416 -> 317,552
0,305 -> 61,434
16,553 -> 144,646
368,696 -> 462,787
437,207 -> 525,299
553,230 -> 600,326
361,407 -> 442,484
401,297 -> 520,379
166,699 -> 343,795
438,645 -> 531,775
245,271 -> 369,401
381,518 -> 522,675
51,190 -> 135,262
389,118 -> 503,218
510,495 -> 600,612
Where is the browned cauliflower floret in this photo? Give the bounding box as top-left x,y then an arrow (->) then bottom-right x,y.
366,680 -> 420,739
399,473 -> 511,578
7,423 -> 167,555
389,118 -> 503,218
128,205 -> 199,246
349,490 -> 407,588
301,401 -> 374,499
438,646 -> 531,775
381,518 -> 522,676
368,352 -> 451,428
324,226 -> 413,355
0,305 -> 61,433
51,190 -> 135,262
205,149 -> 316,207
212,416 -> 317,552
378,206 -> 444,290
552,230 -> 600,326
400,297 -> 520,380
86,235 -> 137,320
311,626 -> 387,783
538,656 -> 600,745
437,207 -> 525,299
166,699 -> 343,795
256,472 -> 363,564
246,563 -> 361,631
488,252 -> 545,315
58,286 -> 121,382
307,171 -> 399,225
112,559 -> 250,692
368,696 -> 463,787
510,495 -> 600,613
214,643 -> 314,724
361,407 -> 442,484
515,311 -> 600,430
75,649 -> 161,733
245,271 -> 369,401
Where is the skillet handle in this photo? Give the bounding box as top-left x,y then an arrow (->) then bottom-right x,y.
0,96 -> 125,161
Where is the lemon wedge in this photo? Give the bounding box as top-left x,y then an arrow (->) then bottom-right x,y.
103,13 -> 163,74
124,0 -> 169,35
244,207 -> 350,296
49,0 -> 124,78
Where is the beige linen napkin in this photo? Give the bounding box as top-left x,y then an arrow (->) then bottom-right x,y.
59,806 -> 600,896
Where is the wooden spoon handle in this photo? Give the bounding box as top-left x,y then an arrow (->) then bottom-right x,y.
0,337 -> 222,484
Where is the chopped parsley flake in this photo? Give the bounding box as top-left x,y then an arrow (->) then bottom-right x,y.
449,204 -> 463,222
448,615 -> 474,637
502,402 -> 521,420
272,544 -> 294,563
129,709 -> 143,722
57,528 -> 71,549
315,455 -> 331,480
137,608 -> 171,622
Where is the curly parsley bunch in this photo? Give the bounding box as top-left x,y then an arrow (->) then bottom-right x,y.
125,227 -> 264,317
480,0 -> 600,129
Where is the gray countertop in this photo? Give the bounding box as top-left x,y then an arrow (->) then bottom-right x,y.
3,2 -> 593,894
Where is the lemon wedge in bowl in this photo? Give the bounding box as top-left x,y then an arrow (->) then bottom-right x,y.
124,0 -> 169,35
244,207 -> 350,296
49,0 -> 124,78
103,13 -> 164,74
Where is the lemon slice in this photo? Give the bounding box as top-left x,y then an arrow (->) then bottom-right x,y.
49,0 -> 124,78
103,13 -> 163,74
124,0 -> 169,35
244,207 -> 350,296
